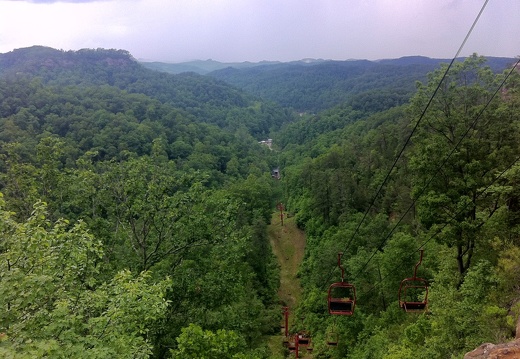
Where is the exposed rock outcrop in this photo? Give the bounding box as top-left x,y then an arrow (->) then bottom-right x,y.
464,316 -> 520,359
464,341 -> 520,359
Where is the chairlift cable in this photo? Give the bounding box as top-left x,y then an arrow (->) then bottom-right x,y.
357,152 -> 520,300
352,56 -> 520,281
318,0 -> 492,291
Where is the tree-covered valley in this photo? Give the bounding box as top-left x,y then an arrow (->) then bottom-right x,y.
0,46 -> 519,359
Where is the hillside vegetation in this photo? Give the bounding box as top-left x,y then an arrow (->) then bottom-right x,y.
0,46 -> 285,358
207,56 -> 515,113
276,54 -> 520,358
0,46 -> 519,359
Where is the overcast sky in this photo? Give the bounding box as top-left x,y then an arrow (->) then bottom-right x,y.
0,0 -> 518,63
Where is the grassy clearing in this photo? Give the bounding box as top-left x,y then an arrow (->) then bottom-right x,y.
267,211 -> 313,358
268,212 -> 306,310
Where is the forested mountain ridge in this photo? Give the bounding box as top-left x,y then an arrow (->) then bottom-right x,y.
0,45 -> 135,72
197,55 -> 514,113
141,58 -> 284,75
143,55 -> 514,77
0,46 -> 295,138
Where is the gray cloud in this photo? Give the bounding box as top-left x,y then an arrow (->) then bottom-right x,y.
7,0 -> 107,3
0,0 -> 518,63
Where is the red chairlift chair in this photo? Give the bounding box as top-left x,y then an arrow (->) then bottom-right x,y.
287,335 -> 297,352
297,331 -> 310,346
327,333 -> 339,347
326,321 -> 339,347
328,252 -> 356,315
398,249 -> 428,313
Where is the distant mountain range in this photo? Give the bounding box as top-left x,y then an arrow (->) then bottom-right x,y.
2,46 -> 515,113
140,58 -> 338,75
140,55 -> 517,112
140,56 -> 516,76
141,59 -> 282,75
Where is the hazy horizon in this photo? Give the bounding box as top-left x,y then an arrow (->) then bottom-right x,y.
1,0 -> 519,63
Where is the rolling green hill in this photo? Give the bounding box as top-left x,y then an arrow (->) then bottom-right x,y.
0,46 -> 295,139
208,56 -> 515,112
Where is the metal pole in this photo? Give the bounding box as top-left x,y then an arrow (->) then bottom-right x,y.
338,252 -> 345,282
283,306 -> 289,337
295,332 -> 299,358
278,202 -> 284,226
413,249 -> 424,279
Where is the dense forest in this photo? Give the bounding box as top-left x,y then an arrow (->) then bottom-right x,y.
0,46 -> 287,358
0,46 -> 519,358
152,55 -> 514,114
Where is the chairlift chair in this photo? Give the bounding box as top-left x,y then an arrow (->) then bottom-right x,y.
328,252 -> 356,315
326,331 -> 339,347
287,335 -> 296,352
398,249 -> 428,313
326,320 -> 339,347
297,331 -> 310,346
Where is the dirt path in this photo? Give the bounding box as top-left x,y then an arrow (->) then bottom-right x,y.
268,211 -> 306,310
267,210 -> 312,358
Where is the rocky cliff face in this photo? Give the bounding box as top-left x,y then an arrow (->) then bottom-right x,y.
464,341 -> 520,359
464,317 -> 520,359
